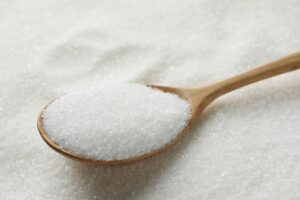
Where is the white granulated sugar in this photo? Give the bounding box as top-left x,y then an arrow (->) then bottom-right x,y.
1,0 -> 300,200
42,84 -> 191,160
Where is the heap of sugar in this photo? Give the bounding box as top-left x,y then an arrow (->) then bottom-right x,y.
42,83 -> 191,161
1,1 -> 300,199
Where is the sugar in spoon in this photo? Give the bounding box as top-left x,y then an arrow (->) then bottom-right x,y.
38,52 -> 300,164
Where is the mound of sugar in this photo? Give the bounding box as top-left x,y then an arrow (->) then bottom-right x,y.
1,1 -> 300,199
42,83 -> 191,161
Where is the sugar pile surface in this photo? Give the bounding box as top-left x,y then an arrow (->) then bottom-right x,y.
1,0 -> 300,200
42,84 -> 191,160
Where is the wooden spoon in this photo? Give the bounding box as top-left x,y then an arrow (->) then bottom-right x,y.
37,52 -> 300,164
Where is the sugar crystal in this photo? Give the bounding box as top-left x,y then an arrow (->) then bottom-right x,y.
42,83 -> 191,160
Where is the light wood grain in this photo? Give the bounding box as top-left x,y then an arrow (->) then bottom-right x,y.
37,52 -> 300,164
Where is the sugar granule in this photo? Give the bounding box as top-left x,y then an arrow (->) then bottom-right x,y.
42,83 -> 191,160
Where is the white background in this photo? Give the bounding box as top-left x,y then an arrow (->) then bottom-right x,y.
0,0 -> 300,199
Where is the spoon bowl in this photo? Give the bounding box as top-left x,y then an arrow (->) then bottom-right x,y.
37,85 -> 210,164
38,52 -> 300,164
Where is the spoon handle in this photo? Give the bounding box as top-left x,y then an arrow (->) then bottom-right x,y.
207,52 -> 300,99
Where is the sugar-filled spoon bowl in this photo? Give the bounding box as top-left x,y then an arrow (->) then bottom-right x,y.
37,52 -> 300,164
